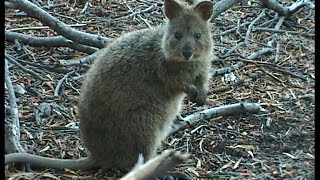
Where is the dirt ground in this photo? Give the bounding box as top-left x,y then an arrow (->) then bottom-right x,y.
5,0 -> 315,179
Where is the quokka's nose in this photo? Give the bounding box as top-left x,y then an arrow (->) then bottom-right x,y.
182,48 -> 193,60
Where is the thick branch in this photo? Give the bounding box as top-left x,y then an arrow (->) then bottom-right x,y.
5,30 -> 98,54
5,59 -> 25,154
260,0 -> 314,17
5,1 -> 18,9
212,0 -> 242,19
10,0 -> 112,48
169,102 -> 262,135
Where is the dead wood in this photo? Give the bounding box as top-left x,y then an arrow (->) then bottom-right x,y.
169,102 -> 263,135
58,49 -> 104,66
54,71 -> 75,97
9,0 -> 112,48
5,30 -> 98,54
247,16 -> 284,60
211,61 -> 246,76
4,59 -> 26,154
5,54 -> 47,81
260,0 -> 314,17
212,0 -> 242,19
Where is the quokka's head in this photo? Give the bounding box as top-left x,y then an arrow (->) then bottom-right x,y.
162,0 -> 213,61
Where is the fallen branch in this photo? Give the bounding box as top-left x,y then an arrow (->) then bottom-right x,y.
212,0 -> 242,19
58,49 -> 104,66
214,22 -> 251,36
263,64 -> 307,81
54,71 -> 75,97
113,3 -> 157,21
211,62 -> 246,77
247,16 -> 285,60
5,54 -> 47,81
15,59 -> 72,74
253,27 -> 315,37
5,30 -> 98,54
168,102 -> 263,135
4,59 -> 26,154
10,0 -> 112,48
260,0 -> 315,17
247,47 -> 272,60
224,10 -> 266,57
245,10 -> 266,44
5,1 -> 18,9
8,24 -> 86,31
120,150 -> 190,180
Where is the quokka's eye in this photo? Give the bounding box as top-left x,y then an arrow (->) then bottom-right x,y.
194,33 -> 201,39
174,32 -> 182,40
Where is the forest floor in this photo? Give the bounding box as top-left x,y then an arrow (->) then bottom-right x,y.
5,0 -> 315,179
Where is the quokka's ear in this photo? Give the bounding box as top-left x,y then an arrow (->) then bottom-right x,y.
193,1 -> 213,21
164,0 -> 183,20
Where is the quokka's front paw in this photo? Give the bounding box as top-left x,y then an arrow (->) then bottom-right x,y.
184,84 -> 198,103
192,88 -> 207,106
194,93 -> 206,106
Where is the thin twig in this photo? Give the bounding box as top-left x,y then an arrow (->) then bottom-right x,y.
229,58 -> 307,81
253,27 -> 314,37
274,41 -> 280,63
113,3 -> 157,21
5,54 -> 47,81
223,10 -> 265,57
16,59 -> 71,74
8,24 -> 86,31
58,49 -> 104,66
245,10 -> 266,43
247,16 -> 285,60
263,64 -> 307,81
54,71 -> 75,97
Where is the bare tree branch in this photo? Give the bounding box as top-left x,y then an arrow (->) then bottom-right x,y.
223,10 -> 265,57
5,1 -> 18,9
10,0 -> 113,48
58,49 -> 104,66
260,0 -> 315,17
169,102 -> 263,135
5,59 -> 26,154
5,30 -> 98,54
211,62 -> 246,76
253,27 -> 314,37
113,3 -> 157,21
5,54 -> 47,81
212,0 -> 314,20
212,0 -> 243,19
54,71 -> 75,97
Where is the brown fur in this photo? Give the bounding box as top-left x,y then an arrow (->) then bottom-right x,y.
5,0 -> 214,171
